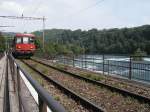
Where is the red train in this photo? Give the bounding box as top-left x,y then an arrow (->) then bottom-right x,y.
12,33 -> 36,58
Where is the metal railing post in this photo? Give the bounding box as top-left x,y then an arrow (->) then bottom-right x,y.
9,57 -> 16,92
85,60 -> 87,70
64,57 -> 66,65
17,66 -> 22,112
73,56 -> 75,67
92,57 -> 94,71
103,55 -> 104,75
66,57 -> 68,65
84,55 -> 86,69
82,56 -> 83,69
129,56 -> 132,80
38,95 -> 47,112
13,60 -> 17,87
68,57 -> 69,65
108,60 -> 109,75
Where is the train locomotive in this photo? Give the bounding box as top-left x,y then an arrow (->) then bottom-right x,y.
12,33 -> 36,58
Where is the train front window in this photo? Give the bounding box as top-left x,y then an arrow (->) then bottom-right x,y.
23,37 -> 29,44
16,38 -> 22,44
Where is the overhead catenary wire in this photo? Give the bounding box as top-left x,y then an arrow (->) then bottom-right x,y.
50,0 -> 106,26
0,0 -> 46,48
0,26 -> 15,27
0,26 -> 15,33
0,15 -> 46,50
32,0 -> 43,16
69,0 -> 105,16
0,16 -> 45,20
22,0 -> 44,32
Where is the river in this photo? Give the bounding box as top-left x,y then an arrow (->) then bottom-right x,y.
58,55 -> 150,84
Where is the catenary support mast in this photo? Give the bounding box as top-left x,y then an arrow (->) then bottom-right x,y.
0,15 -> 46,50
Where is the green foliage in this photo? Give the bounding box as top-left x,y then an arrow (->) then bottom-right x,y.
134,48 -> 147,56
45,42 -> 57,56
54,96 -> 60,101
80,72 -> 104,81
33,25 -> 150,55
34,37 -> 44,57
132,48 -> 147,61
0,33 -> 5,52
35,38 -> 41,49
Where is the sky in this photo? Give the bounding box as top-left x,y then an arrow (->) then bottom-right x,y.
0,0 -> 150,33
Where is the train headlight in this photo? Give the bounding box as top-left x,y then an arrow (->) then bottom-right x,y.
17,46 -> 21,49
30,46 -> 33,49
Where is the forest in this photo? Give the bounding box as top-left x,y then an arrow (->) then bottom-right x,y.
33,25 -> 150,56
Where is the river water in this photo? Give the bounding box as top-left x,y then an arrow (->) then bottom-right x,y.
58,55 -> 150,84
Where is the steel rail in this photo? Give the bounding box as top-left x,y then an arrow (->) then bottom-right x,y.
21,60 -> 105,112
31,58 -> 150,105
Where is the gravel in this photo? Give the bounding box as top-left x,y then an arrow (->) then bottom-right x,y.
34,58 -> 150,98
26,59 -> 150,112
60,64 -> 150,98
17,60 -> 92,112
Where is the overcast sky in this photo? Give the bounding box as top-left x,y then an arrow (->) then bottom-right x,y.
0,0 -> 150,33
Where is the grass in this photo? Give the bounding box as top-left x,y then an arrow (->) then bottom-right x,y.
53,63 -> 135,92
16,59 -> 45,85
55,63 -> 106,82
125,97 -> 137,105
37,78 -> 44,85
54,95 -> 60,101
80,72 -> 105,81
56,64 -> 65,70
41,69 -> 48,74
33,62 -> 50,75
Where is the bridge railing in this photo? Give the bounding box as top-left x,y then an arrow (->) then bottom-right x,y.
8,54 -> 66,112
4,54 -> 10,112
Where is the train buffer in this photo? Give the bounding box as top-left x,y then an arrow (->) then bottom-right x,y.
0,54 -> 66,112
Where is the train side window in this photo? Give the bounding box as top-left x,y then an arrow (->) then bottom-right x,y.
29,38 -> 34,43
16,38 -> 22,44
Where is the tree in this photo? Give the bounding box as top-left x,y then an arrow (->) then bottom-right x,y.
0,33 -> 5,52
33,25 -> 150,55
45,42 -> 57,58
132,48 -> 147,61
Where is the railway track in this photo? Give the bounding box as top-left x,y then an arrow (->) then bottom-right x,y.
18,59 -> 105,112
31,58 -> 150,104
21,59 -> 150,112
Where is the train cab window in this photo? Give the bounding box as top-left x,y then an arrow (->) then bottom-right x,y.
16,38 -> 22,44
23,37 -> 29,44
29,38 -> 34,44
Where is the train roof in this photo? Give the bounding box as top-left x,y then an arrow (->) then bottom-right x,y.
15,33 -> 35,38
